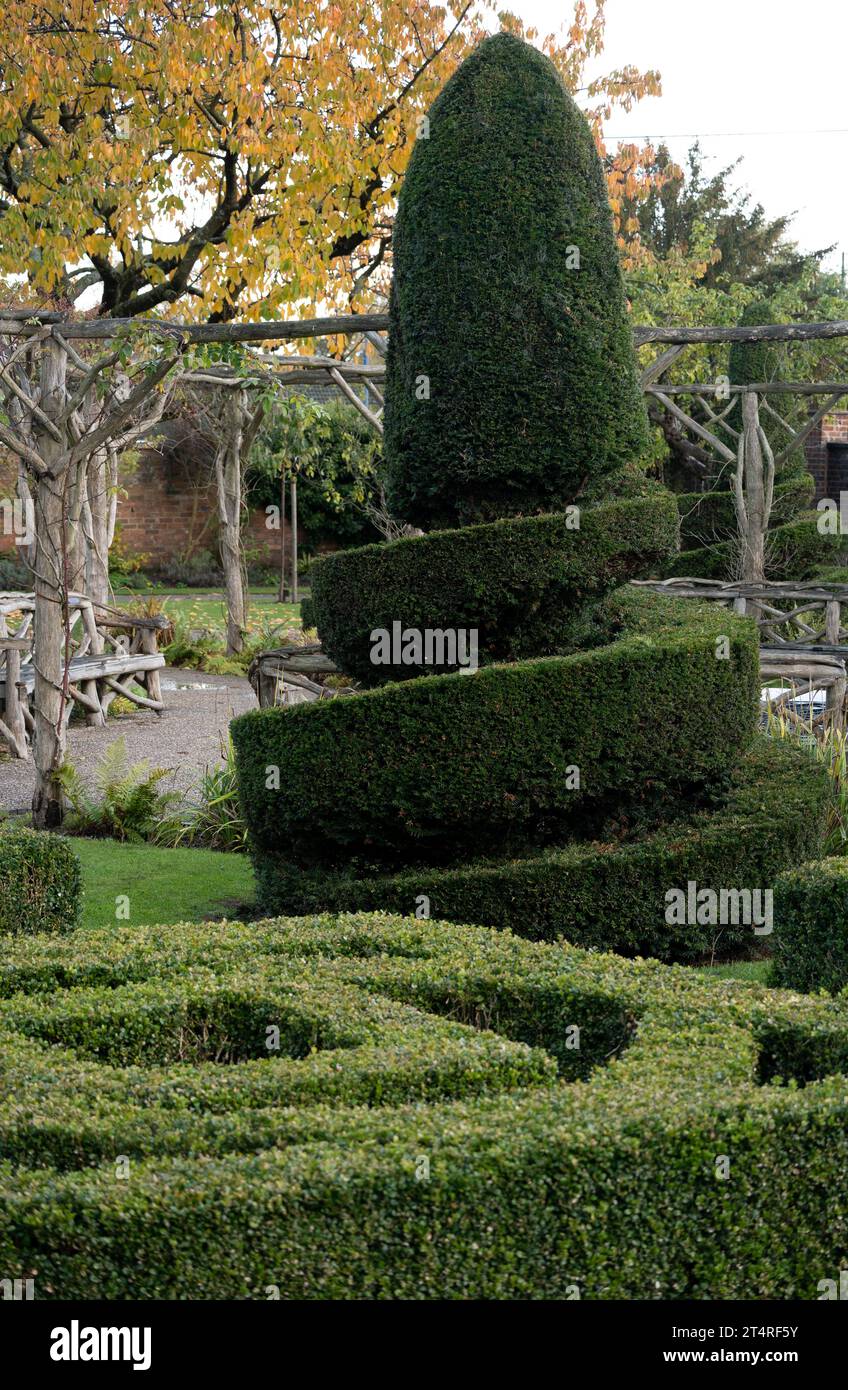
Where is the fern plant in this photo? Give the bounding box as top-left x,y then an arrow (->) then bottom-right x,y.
153,733 -> 248,852
58,737 -> 180,842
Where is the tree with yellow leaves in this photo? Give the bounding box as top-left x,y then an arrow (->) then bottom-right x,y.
0,1 -> 660,321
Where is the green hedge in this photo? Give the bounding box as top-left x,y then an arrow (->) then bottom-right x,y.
2,912 -> 848,1297
772,857 -> 848,992
0,826 -> 81,936
232,592 -> 758,867
676,474 -> 813,551
665,513 -> 844,580
253,738 -> 830,962
383,34 -> 646,529
309,495 -> 679,683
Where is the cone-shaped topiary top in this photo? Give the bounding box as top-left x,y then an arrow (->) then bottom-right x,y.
383,32 -> 647,530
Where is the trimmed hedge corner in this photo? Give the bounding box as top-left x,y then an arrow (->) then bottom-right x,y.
252,738 -> 831,962
232,592 -> 759,868
772,857 -> 848,993
2,913 -> 848,1298
308,495 -> 679,684
0,826 -> 81,936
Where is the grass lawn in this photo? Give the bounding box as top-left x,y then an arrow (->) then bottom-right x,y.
73,837 -> 255,932
694,959 -> 770,984
116,593 -> 303,632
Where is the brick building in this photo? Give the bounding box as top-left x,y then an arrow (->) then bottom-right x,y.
803,411 -> 848,504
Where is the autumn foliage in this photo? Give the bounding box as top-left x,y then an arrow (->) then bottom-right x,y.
0,1 -> 662,321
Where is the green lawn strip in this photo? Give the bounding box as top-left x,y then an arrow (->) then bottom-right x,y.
114,595 -> 302,627
161,597 -> 301,629
73,838 -> 255,932
695,959 -> 770,984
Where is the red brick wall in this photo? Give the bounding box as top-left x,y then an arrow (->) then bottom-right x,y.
116,450 -> 288,568
804,413 -> 848,502
0,448 -> 290,568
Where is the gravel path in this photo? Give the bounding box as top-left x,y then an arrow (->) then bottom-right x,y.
0,668 -> 258,814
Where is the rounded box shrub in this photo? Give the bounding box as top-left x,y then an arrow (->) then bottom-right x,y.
383,32 -> 647,529
308,494 -> 679,684
3,912 -> 848,1298
0,825 -> 81,936
772,857 -> 848,993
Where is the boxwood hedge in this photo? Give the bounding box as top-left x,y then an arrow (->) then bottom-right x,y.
252,738 -> 831,962
308,494 -> 679,683
0,825 -> 81,936
383,33 -> 646,528
2,912 -> 848,1298
772,857 -> 848,993
232,593 -> 758,868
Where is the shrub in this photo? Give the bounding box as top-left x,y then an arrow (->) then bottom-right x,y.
676,474 -> 813,551
383,33 -> 647,529
252,738 -> 830,962
772,857 -> 848,992
0,825 -> 81,935
308,495 -> 679,683
232,591 -> 758,869
2,912 -> 848,1298
154,734 -> 249,853
665,514 -> 844,580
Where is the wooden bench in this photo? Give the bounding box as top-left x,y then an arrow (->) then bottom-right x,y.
0,593 -> 167,760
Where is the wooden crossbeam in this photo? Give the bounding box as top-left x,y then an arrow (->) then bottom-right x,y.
650,389 -> 736,463
2,315 -> 848,347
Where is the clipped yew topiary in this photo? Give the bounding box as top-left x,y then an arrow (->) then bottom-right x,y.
383,32 -> 647,529
308,495 -> 679,684
237,38 -> 813,974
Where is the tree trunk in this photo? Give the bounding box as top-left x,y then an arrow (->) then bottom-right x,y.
31,336 -> 69,828
216,391 -> 248,656
735,391 -> 774,585
84,444 -> 115,639
277,461 -> 287,603
290,473 -> 298,604
214,389 -> 264,656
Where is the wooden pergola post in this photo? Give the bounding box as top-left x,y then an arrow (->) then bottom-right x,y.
31,334 -> 70,827
734,391 -> 774,586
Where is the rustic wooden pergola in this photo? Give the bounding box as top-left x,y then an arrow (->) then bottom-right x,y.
2,310 -> 848,823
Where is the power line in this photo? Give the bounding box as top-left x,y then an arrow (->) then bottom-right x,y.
606,128 -> 848,140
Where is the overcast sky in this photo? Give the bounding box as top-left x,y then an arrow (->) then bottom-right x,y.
518,0 -> 848,275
